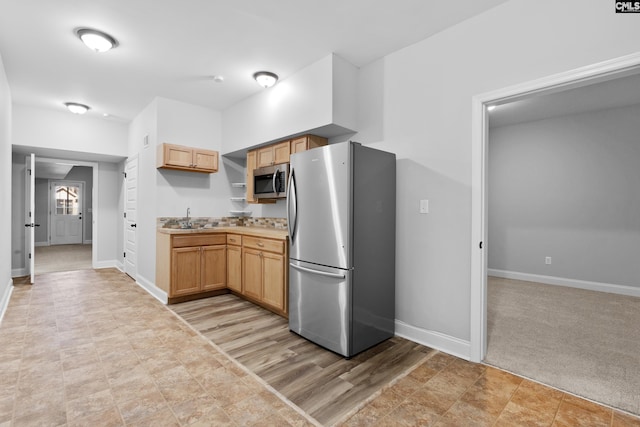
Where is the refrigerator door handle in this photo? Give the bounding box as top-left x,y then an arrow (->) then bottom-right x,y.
286,169 -> 297,242
290,263 -> 346,279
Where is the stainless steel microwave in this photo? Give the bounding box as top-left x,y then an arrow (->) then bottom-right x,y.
253,164 -> 289,199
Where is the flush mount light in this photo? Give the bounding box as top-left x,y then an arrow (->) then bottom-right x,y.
253,71 -> 278,88
76,28 -> 118,52
64,102 -> 90,114
212,75 -> 225,83
487,105 -> 497,111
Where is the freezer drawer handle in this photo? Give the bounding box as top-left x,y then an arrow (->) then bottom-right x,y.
290,263 -> 346,279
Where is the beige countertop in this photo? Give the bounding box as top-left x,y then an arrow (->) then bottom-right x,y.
157,226 -> 288,240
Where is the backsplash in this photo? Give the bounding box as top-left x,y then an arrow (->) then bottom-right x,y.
157,216 -> 287,230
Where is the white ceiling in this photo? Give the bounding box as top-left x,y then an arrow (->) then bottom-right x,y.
489,71 -> 640,128
0,0 -> 509,122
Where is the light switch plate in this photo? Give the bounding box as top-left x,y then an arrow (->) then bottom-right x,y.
420,199 -> 429,214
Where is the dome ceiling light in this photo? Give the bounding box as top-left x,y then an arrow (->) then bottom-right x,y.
76,28 -> 118,52
253,71 -> 278,88
64,102 -> 90,114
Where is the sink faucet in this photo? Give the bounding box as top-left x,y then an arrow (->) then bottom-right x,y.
186,207 -> 191,224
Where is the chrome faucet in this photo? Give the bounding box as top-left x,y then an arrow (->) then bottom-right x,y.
186,207 -> 191,225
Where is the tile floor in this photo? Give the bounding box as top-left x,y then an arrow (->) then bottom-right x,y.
0,269 -> 639,427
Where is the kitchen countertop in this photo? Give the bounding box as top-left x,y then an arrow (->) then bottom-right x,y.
157,226 -> 288,239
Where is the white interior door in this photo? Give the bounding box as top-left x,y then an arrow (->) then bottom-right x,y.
24,154 -> 35,283
124,157 -> 138,279
50,181 -> 84,245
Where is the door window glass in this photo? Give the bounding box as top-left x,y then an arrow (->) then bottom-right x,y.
55,185 -> 80,215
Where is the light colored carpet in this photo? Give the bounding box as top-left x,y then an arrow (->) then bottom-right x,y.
34,244 -> 92,274
485,276 -> 640,415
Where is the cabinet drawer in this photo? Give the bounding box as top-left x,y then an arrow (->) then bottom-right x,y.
226,234 -> 242,246
172,234 -> 226,248
243,236 -> 284,254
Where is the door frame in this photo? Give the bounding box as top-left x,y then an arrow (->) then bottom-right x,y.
35,158 -> 99,269
24,154 -> 35,283
469,52 -> 640,363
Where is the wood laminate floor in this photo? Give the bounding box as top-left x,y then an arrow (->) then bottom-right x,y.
170,294 -> 431,426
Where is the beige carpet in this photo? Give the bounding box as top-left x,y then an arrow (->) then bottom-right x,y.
34,244 -> 92,274
485,276 -> 640,415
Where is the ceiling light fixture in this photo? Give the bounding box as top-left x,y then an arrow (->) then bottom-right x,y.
253,71 -> 278,88
212,75 -> 225,83
76,28 -> 118,52
487,105 -> 497,111
64,102 -> 90,114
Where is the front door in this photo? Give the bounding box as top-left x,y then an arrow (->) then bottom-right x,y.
50,181 -> 83,245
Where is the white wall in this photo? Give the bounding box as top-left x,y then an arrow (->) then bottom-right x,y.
349,0 -> 640,356
222,54 -> 357,154
34,178 -> 48,244
13,105 -> 128,158
488,104 -> 640,288
129,97 -> 225,288
96,162 -> 121,265
0,53 -> 13,317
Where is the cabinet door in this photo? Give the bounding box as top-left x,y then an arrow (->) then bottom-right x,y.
256,146 -> 274,168
193,149 -> 218,172
171,247 -> 201,296
243,248 -> 263,300
246,150 -> 257,203
164,144 -> 193,168
290,136 -> 308,154
201,245 -> 226,291
262,252 -> 285,311
227,245 -> 242,293
273,141 -> 291,164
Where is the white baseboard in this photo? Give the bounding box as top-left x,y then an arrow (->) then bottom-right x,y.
488,269 -> 640,298
35,241 -> 49,247
94,260 -> 118,269
395,320 -> 471,361
11,268 -> 27,277
136,274 -> 168,305
0,278 -> 14,324
115,261 -> 125,273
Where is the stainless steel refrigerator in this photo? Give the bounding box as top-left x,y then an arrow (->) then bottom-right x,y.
287,141 -> 396,358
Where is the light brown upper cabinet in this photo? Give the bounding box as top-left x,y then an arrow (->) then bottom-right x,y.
157,143 -> 219,173
290,135 -> 327,155
256,140 -> 291,168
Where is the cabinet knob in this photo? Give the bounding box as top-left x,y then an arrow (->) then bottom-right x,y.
257,242 -> 264,247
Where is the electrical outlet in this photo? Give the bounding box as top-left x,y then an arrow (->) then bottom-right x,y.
545,256 -> 552,265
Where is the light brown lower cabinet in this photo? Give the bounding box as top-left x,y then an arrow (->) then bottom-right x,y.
241,236 -> 287,315
226,234 -> 242,293
157,233 -> 227,303
157,231 -> 288,315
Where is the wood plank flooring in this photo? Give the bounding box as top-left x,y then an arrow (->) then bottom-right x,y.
171,294 -> 433,426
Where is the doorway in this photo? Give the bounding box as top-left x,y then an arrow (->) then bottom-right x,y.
470,51 -> 640,363
28,158 -> 99,277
